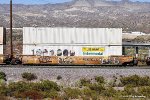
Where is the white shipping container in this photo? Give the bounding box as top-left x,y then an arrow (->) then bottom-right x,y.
0,27 -> 4,45
23,45 -> 122,56
23,27 -> 122,45
0,45 -> 3,54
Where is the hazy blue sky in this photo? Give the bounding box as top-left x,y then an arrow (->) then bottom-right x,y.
0,0 -> 149,4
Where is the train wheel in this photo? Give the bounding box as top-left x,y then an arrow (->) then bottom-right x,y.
10,58 -> 16,65
146,62 -> 150,66
5,60 -> 11,65
4,58 -> 12,65
15,59 -> 22,65
133,59 -> 138,66
122,62 -> 127,66
146,57 -> 150,66
10,58 -> 22,65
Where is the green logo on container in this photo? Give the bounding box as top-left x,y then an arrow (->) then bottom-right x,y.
83,52 -> 103,55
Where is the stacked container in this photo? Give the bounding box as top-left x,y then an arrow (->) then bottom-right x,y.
23,27 -> 122,56
0,27 -> 4,54
0,27 -> 4,64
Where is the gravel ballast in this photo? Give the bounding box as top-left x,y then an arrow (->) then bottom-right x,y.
0,66 -> 150,85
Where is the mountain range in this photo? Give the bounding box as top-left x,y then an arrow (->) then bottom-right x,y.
0,0 -> 150,33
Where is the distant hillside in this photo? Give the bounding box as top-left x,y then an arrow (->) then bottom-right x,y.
0,0 -> 150,33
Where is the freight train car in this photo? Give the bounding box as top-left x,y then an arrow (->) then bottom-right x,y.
0,27 -> 4,64
17,27 -> 135,65
2,27 -> 138,65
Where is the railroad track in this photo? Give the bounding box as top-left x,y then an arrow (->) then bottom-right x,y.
0,65 -> 149,69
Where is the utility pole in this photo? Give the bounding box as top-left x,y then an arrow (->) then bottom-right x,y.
10,0 -> 13,58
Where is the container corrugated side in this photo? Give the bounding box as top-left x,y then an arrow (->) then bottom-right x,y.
23,27 -> 122,45
0,27 -> 3,45
0,45 -> 3,54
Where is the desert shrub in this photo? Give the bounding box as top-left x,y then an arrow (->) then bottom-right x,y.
22,72 -> 37,81
138,86 -> 150,97
102,87 -> 116,97
5,80 -> 60,98
0,85 -> 8,96
13,91 -> 24,98
94,76 -> 105,84
57,75 -> 62,80
139,76 -> 150,86
120,75 -> 139,86
0,79 -> 6,86
0,94 -> 8,100
88,83 -> 105,94
63,87 -> 81,99
108,80 -> 117,87
6,80 -> 60,98
80,78 -> 91,87
122,85 -> 137,95
120,75 -> 150,87
19,90 -> 43,99
47,90 -> 59,99
117,82 -> 124,87
8,81 -> 31,96
0,72 -> 6,81
42,89 -> 59,99
82,88 -> 99,100
35,80 -> 60,92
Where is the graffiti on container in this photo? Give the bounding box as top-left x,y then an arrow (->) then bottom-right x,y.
58,57 -> 74,64
32,49 -> 75,56
99,57 -> 120,64
70,50 -> 75,56
63,49 -> 69,56
43,49 -> 48,54
39,56 -> 52,63
32,49 -> 51,56
36,49 -> 43,55
57,49 -> 62,56
50,50 -> 54,56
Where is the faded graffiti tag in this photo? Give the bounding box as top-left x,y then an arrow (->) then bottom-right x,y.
39,56 -> 52,63
58,57 -> 74,64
